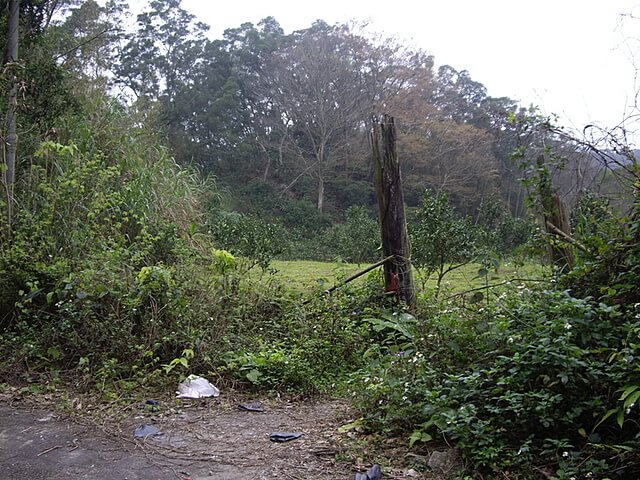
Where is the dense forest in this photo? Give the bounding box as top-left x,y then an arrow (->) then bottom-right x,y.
1,1 -> 639,479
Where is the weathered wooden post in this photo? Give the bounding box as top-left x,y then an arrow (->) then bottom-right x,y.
536,155 -> 574,271
371,115 -> 415,307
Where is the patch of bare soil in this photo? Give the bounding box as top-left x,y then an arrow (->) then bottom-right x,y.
1,389 -> 457,479
0,392 -> 360,480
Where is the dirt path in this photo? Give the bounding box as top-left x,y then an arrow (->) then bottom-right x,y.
0,394 -> 359,480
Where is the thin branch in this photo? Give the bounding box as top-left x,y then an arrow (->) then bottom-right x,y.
545,220 -> 589,253
55,27 -> 120,63
279,160 -> 318,196
302,255 -> 395,304
324,255 -> 394,294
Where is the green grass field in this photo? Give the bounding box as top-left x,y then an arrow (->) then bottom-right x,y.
270,259 -> 546,294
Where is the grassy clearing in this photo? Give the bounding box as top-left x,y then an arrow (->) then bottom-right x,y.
270,259 -> 547,294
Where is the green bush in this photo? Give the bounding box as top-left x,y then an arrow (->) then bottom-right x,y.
352,289 -> 640,477
411,190 -> 479,291
0,96 -> 221,385
210,212 -> 288,269
327,206 -> 379,264
475,197 -> 534,254
219,291 -> 376,393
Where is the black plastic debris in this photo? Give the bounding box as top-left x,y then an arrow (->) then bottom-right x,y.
354,464 -> 382,480
134,424 -> 163,438
239,402 -> 264,413
144,399 -> 160,412
269,432 -> 303,443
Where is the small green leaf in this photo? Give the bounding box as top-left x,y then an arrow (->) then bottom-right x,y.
47,346 -> 61,361
616,409 -> 625,428
594,408 -> 618,429
619,385 -> 639,401
623,390 -> 640,409
246,369 -> 261,384
476,268 -> 488,278
409,430 -> 432,448
338,418 -> 363,434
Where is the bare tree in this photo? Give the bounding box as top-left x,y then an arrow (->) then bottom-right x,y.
261,22 -> 371,211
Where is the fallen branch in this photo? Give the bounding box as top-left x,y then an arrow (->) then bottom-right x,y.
303,255 -> 394,304
545,220 -> 589,253
324,255 -> 395,295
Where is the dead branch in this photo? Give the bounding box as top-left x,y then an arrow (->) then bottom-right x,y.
545,220 -> 589,253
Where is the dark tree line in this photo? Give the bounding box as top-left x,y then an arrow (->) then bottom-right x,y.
2,0 -> 625,230
106,0 -> 541,216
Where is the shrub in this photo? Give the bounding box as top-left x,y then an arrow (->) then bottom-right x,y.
352,289 -> 640,477
411,190 -> 479,291
328,206 -> 379,264
210,212 -> 288,270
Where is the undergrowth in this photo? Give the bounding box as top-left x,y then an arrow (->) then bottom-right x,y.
1,82 -> 639,480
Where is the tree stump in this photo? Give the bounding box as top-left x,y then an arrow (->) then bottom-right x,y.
371,115 -> 415,307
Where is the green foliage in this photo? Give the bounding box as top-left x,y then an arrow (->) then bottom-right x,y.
328,206 -> 379,264
353,290 -> 640,477
476,196 -> 535,254
210,212 -> 287,270
411,190 -> 479,291
162,348 -> 194,375
218,283 -> 382,393
570,191 -> 617,241
564,189 -> 640,305
0,90 -> 214,383
210,248 -> 237,275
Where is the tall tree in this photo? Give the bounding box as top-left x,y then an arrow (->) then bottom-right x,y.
116,0 -> 208,103
261,21 -> 371,211
55,0 -> 127,82
2,0 -> 19,237
222,18 -> 286,181
178,17 -> 286,175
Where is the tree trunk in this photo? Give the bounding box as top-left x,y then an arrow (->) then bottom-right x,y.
536,155 -> 574,270
317,173 -> 324,212
316,144 -> 325,211
2,0 -> 20,239
258,142 -> 271,181
371,115 -> 415,307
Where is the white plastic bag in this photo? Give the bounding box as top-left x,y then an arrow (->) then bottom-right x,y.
176,374 -> 220,399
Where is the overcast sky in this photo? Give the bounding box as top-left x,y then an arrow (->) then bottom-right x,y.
177,0 -> 640,137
